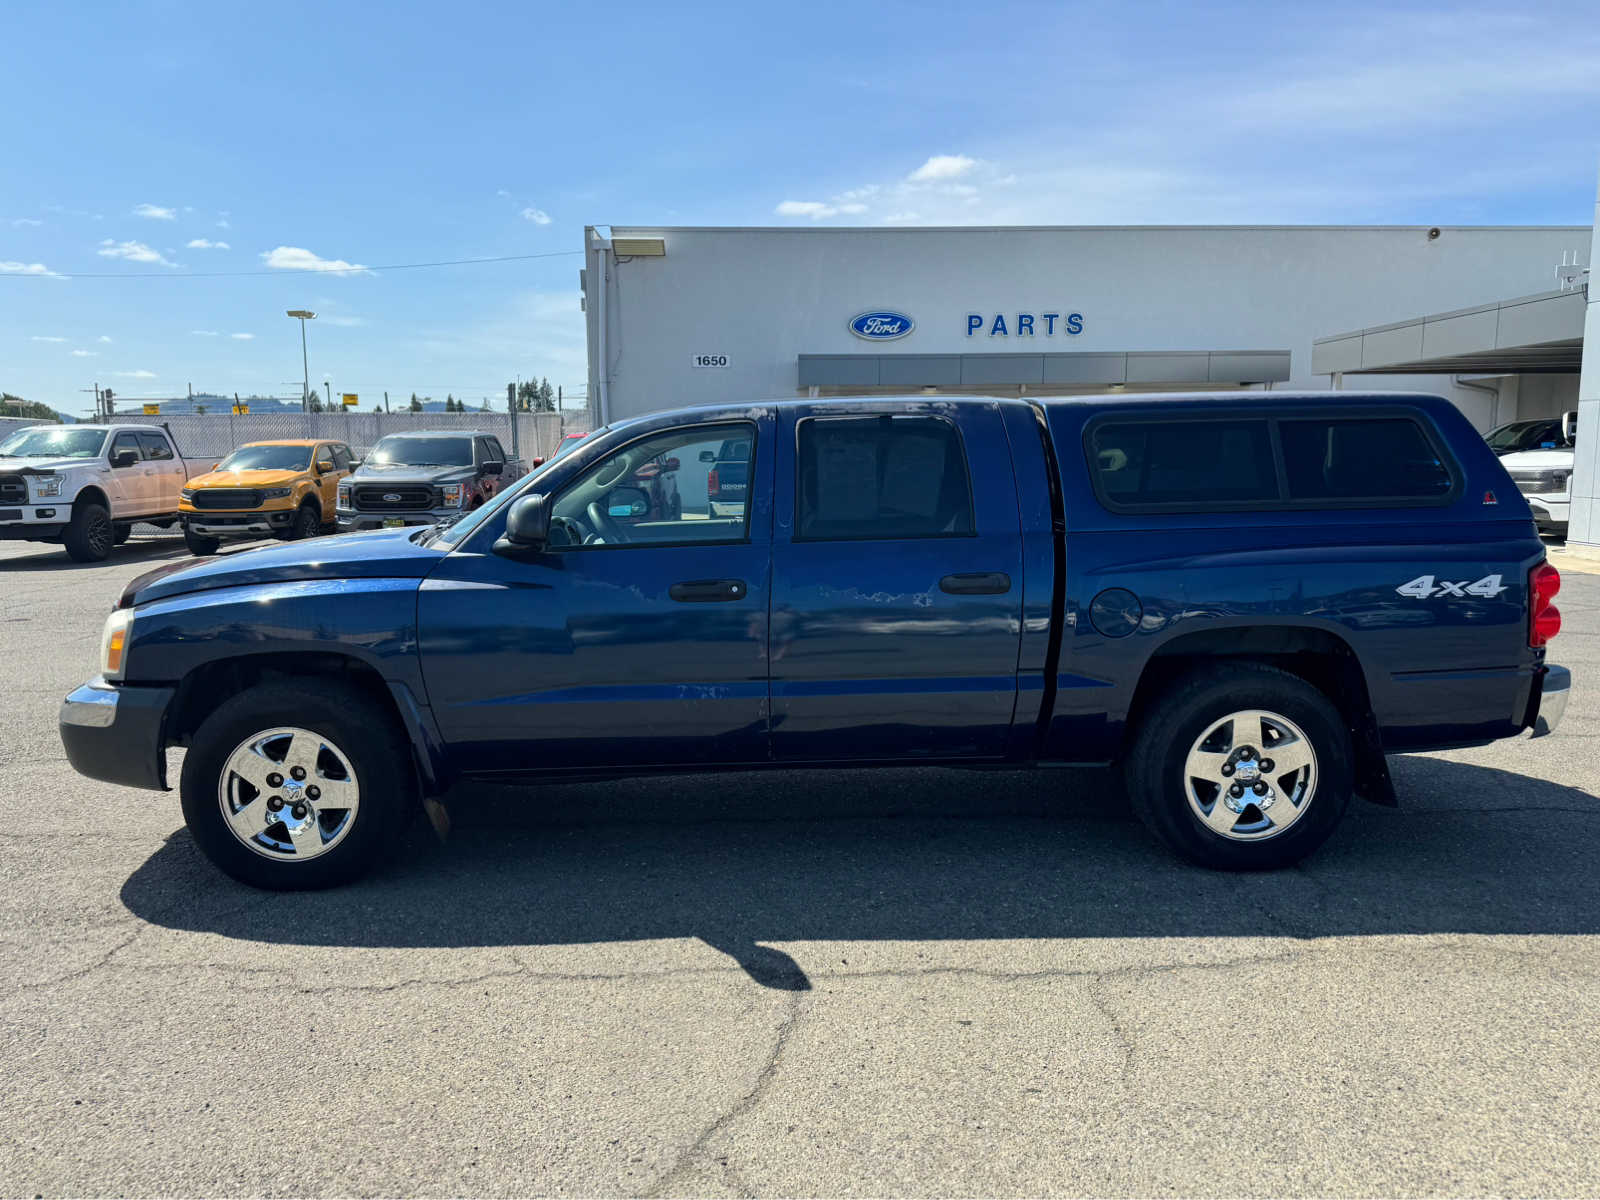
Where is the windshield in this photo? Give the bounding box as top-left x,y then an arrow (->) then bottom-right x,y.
367,435 -> 473,467
1485,419 -> 1564,453
0,427 -> 108,459
216,444 -> 313,472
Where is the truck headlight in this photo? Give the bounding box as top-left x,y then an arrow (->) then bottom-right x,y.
337,484 -> 352,507
31,475 -> 63,498
440,483 -> 465,507
100,608 -> 134,681
261,487 -> 293,500
180,487 -> 195,503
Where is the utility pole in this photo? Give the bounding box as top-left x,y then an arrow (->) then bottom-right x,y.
384,390 -> 390,413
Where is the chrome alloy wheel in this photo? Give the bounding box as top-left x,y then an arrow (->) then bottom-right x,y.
1182,709 -> 1316,841
217,727 -> 360,861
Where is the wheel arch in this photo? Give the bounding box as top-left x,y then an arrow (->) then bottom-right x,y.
1126,622 -> 1394,806
73,485 -> 110,513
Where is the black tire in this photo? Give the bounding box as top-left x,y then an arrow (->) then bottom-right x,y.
113,526 -> 132,545
281,504 -> 320,541
63,501 -> 114,562
180,681 -> 418,889
183,525 -> 222,556
1125,663 -> 1352,870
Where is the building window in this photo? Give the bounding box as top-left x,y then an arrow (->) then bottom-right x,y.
796,415 -> 975,540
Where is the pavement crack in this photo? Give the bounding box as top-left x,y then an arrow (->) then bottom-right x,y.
641,987 -> 808,1198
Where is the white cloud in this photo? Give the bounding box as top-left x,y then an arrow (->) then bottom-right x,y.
1,260 -> 61,277
260,246 -> 369,273
907,155 -> 977,183
97,335 -> 112,343
774,200 -> 869,220
883,211 -> 923,223
230,332 -> 254,340
30,335 -> 67,342
496,189 -> 511,198
71,349 -> 96,357
9,217 -> 43,227
133,203 -> 176,220
520,207 -> 552,225
216,218 -> 231,229
97,239 -> 177,266
323,314 -> 367,327
186,238 -> 230,250
190,330 -> 221,336
114,370 -> 157,378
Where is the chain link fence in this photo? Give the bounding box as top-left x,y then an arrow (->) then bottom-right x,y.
107,410 -> 587,463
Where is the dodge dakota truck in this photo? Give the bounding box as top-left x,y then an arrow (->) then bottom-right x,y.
336,430 -> 524,531
60,393 -> 1569,889
0,423 -> 221,561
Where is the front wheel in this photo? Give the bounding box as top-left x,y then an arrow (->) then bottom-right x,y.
183,525 -> 222,556
180,682 -> 418,889
277,504 -> 320,541
62,501 -> 113,562
1125,663 -> 1353,870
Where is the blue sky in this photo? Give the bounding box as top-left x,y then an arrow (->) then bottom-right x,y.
4,0 -> 1596,415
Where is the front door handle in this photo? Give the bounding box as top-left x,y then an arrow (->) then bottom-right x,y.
939,572 -> 1012,596
669,578 -> 747,603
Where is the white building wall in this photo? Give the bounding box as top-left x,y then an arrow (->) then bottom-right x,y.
585,224 -> 1590,430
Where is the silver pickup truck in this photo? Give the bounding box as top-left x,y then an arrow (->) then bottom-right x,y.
336,430 -> 525,531
0,424 -> 220,561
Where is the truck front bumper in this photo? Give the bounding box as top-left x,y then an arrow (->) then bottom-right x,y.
338,507 -> 459,531
0,508 -> 68,539
182,509 -> 296,536
59,677 -> 174,790
1524,494 -> 1570,533
1529,664 -> 1570,737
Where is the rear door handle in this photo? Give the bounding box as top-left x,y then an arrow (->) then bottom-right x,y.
940,572 -> 1012,595
669,578 -> 747,603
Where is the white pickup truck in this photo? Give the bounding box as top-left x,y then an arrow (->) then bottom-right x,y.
0,424 -> 221,561
1490,410 -> 1578,537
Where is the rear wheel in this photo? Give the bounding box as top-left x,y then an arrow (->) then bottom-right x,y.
180,682 -> 418,889
183,525 -> 222,556
1125,663 -> 1352,870
63,501 -> 113,562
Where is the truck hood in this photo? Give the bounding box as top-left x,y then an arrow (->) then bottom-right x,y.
1499,448 -> 1574,468
119,527 -> 447,608
0,456 -> 97,473
350,462 -> 476,485
187,467 -> 306,488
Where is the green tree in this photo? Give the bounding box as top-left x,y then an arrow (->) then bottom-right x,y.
409,393 -> 423,413
0,394 -> 60,422
538,378 -> 555,411
308,393 -> 324,413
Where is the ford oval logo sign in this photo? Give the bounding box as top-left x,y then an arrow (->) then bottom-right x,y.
849,311 -> 915,341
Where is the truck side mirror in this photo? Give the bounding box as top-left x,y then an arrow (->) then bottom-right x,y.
111,449 -> 139,469
316,459 -> 334,474
1563,411 -> 1578,445
481,460 -> 504,476
494,493 -> 551,557
698,449 -> 716,463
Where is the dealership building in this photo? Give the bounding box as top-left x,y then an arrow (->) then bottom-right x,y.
582,213 -> 1599,538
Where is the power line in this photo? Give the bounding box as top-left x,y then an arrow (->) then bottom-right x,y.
0,249 -> 584,280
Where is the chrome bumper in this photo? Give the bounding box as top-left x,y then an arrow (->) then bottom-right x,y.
59,676 -> 175,790
60,677 -> 119,728
1530,664 -> 1570,737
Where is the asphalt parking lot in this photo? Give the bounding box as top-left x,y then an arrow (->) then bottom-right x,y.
3,529 -> 1599,1197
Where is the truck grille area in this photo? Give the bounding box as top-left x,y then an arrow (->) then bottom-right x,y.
0,475 -> 24,505
1507,469 -> 1568,495
353,484 -> 435,511
192,489 -> 263,510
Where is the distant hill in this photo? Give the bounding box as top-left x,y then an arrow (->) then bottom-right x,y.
0,394 -> 76,424
129,394 -> 502,416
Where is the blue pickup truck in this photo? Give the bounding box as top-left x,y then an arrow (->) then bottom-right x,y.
60,393 -> 1568,888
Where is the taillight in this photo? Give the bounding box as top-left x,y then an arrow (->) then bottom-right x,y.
707,467 -> 719,493
1529,560 -> 1561,647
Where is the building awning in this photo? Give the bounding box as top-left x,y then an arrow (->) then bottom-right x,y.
798,349 -> 1291,389
1312,288 -> 1585,376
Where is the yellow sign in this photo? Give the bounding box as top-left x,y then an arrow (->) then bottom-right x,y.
232,404 -> 249,415
342,393 -> 358,407
142,403 -> 159,415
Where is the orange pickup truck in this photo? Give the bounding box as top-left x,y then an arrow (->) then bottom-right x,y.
178,439 -> 356,555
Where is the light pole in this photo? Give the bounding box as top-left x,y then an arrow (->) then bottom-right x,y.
286,310 -> 316,412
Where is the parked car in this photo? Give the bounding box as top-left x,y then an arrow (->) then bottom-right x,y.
701,433 -> 752,518
336,431 -> 525,531
62,392 -> 1567,889
1484,416 -> 1569,456
179,439 -> 356,555
0,424 -> 221,561
1495,411 -> 1577,536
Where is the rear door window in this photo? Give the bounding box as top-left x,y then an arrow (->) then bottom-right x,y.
1279,417 -> 1454,501
1088,419 -> 1276,508
796,415 -> 974,540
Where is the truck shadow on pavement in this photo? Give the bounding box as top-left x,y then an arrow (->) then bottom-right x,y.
119,756 -> 1600,990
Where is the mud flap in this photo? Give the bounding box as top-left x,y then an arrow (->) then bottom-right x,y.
422,795 -> 451,841
1353,712 -> 1398,807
